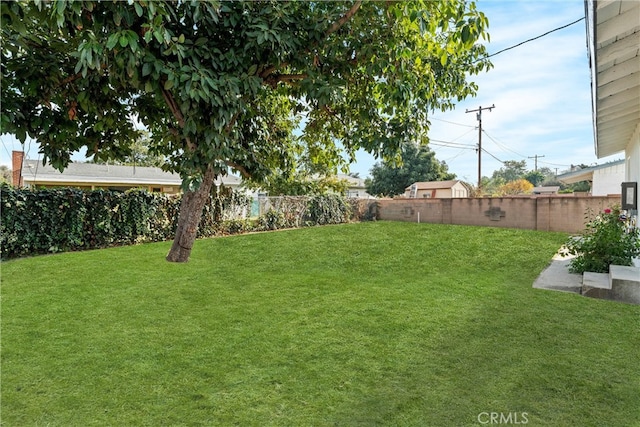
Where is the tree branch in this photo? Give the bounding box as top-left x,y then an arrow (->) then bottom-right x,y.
37,72 -> 85,108
258,1 -> 361,86
323,105 -> 348,129
326,1 -> 362,37
264,72 -> 308,88
225,161 -> 252,179
161,86 -> 197,151
160,87 -> 184,128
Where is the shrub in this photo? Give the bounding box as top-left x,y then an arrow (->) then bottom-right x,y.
1,184 -> 362,260
0,184 -> 247,259
305,194 -> 351,225
257,209 -> 288,231
221,218 -> 257,235
563,206 -> 640,273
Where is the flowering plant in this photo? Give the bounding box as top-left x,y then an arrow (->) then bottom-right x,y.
563,205 -> 640,273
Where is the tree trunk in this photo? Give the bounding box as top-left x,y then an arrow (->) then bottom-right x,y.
166,165 -> 216,263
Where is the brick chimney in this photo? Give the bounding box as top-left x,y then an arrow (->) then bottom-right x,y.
12,150 -> 24,187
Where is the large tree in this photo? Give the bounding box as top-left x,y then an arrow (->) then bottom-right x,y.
2,0 -> 491,262
365,143 -> 455,197
491,160 -> 528,183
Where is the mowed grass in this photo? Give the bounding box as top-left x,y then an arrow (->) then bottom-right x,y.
2,222 -> 639,426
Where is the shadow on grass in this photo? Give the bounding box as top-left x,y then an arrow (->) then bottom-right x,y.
328,288 -> 639,426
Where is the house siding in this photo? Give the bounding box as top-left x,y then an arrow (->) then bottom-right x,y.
626,122 -> 640,185
592,163 -> 625,196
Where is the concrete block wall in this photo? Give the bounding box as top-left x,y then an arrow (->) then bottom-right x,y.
375,195 -> 621,233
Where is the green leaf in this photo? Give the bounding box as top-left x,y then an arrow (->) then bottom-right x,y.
119,35 -> 129,48
153,30 -> 163,44
134,2 -> 143,17
164,79 -> 174,90
461,25 -> 471,44
129,36 -> 139,52
142,63 -> 152,77
143,28 -> 153,43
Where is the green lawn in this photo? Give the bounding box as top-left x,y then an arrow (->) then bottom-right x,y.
2,222 -> 639,426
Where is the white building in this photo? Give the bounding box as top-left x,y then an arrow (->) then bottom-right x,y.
557,160 -> 625,196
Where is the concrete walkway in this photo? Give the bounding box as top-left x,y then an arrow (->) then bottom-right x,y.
534,249 -> 640,305
532,250 -> 583,294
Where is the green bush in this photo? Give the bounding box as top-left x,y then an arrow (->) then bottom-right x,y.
305,194 -> 351,225
258,209 -> 288,231
1,184 -> 363,259
0,184 -> 248,260
220,218 -> 257,235
563,206 -> 640,273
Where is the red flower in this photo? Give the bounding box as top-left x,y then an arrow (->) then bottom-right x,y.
604,208 -> 612,214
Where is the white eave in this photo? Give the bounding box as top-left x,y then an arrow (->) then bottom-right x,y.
587,0 -> 640,158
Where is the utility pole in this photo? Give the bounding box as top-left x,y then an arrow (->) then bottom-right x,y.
528,154 -> 545,171
465,104 -> 495,189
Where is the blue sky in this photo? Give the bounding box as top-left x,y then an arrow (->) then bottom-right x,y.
1,0 -> 621,180
348,0 -> 621,181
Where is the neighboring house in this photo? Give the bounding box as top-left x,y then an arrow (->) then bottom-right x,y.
404,180 -> 469,198
585,0 -> 640,193
557,159 -> 625,196
11,151 -> 241,193
532,186 -> 561,195
338,174 -> 373,198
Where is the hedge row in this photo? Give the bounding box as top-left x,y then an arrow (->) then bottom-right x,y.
1,184 -> 366,260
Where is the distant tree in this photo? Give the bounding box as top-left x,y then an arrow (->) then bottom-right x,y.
524,170 -> 545,187
256,172 -> 348,196
537,166 -> 554,178
0,165 -> 11,184
90,132 -> 166,167
365,143 -> 455,197
497,178 -> 533,195
491,160 -> 527,182
477,175 -> 502,196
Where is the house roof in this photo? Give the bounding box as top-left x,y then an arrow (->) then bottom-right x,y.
556,159 -> 625,184
405,180 -> 461,190
20,159 -> 241,187
532,186 -> 560,194
337,173 -> 366,189
586,0 -> 640,158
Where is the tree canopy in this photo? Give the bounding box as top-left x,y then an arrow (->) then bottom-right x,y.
365,143 -> 456,197
2,0 -> 492,261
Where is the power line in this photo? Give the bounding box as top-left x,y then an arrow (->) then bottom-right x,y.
481,147 -> 505,164
481,130 -> 528,159
429,139 -> 477,149
480,130 -> 571,168
443,148 -> 472,163
450,128 -> 477,143
537,159 -> 571,168
0,137 -> 14,160
476,17 -> 585,62
430,117 -> 476,128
